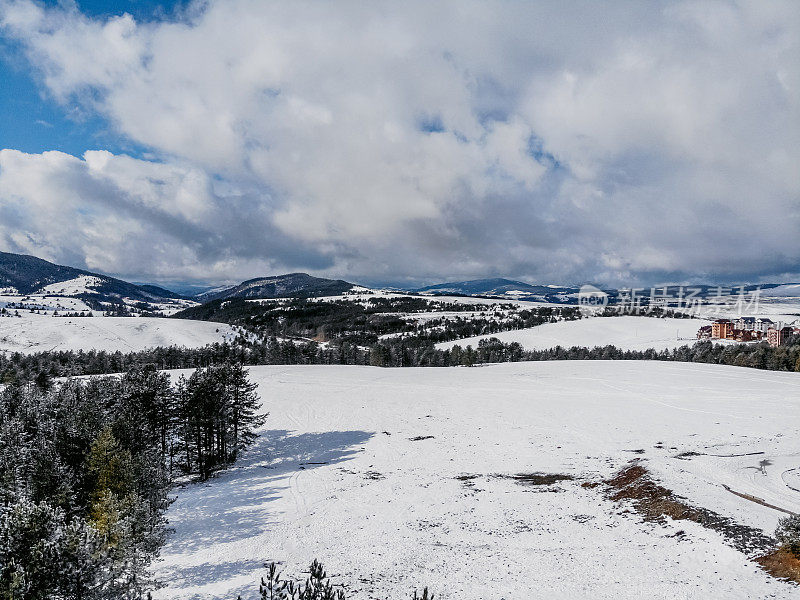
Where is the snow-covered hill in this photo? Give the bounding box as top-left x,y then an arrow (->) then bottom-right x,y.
155,362 -> 800,599
413,277 -> 581,300
760,284 -> 800,298
197,273 -> 356,301
0,313 -> 235,354
36,275 -> 106,296
436,316 -> 708,352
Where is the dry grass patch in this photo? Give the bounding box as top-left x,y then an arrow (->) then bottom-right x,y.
601,461 -> 796,585
494,472 -> 575,486
603,462 -> 773,554
755,547 -> 800,584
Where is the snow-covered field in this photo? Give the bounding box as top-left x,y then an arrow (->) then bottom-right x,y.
155,361 -> 800,599
0,313 -> 235,354
436,316 -> 708,352
670,295 -> 800,325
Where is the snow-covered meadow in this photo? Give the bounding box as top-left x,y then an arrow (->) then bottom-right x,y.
0,313 -> 235,354
155,361 -> 800,599
436,316 -> 708,352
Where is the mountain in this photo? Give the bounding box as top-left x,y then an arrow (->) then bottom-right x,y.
759,283 -> 800,297
414,278 -> 580,299
0,251 -> 182,306
196,273 -> 356,301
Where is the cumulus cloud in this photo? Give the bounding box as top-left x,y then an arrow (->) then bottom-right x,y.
0,0 -> 798,286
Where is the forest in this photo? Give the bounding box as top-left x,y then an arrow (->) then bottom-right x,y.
0,363 -> 263,598
1,326 -> 799,385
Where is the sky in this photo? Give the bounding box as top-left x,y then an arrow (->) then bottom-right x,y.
0,0 -> 798,289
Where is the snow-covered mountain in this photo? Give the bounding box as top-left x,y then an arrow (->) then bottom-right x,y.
412,279 -> 800,304
413,278 -> 581,300
196,273 -> 356,301
0,251 -> 184,309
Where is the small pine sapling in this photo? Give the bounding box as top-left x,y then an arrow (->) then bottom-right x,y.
413,588 -> 434,600
260,562 -> 289,600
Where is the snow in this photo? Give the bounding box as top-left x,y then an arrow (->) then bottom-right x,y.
36,275 -> 106,295
0,313 -> 235,354
0,287 -> 198,316
669,297 -> 800,326
760,284 -> 800,298
0,293 -> 93,313
436,316 -> 709,352
155,361 -> 800,599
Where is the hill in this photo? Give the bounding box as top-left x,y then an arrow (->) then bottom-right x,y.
414,277 -> 581,300
196,272 -> 356,301
0,312 -> 235,354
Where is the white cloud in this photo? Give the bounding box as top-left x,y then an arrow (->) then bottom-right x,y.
0,0 -> 798,285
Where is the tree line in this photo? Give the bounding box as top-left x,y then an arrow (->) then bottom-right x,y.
3,330 -> 800,384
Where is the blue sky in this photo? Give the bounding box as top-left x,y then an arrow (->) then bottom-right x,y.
0,50 -> 129,155
0,1 -> 798,287
0,1 -> 181,156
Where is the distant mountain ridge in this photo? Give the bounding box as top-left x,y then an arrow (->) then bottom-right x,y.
411,278 -> 800,301
196,273 -> 356,301
0,251 -> 182,304
413,278 -> 581,300
4,250 -> 799,310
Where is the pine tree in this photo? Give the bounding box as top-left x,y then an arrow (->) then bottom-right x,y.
776,513 -> 800,557
224,363 -> 266,461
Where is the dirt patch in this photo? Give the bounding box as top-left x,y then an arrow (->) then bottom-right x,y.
755,547 -> 800,584
674,451 -> 704,460
572,514 -> 595,523
363,470 -> 384,480
455,472 -> 574,491
709,451 -> 765,457
409,435 -> 435,441
455,474 -> 481,490
494,472 -> 575,486
603,462 -> 774,555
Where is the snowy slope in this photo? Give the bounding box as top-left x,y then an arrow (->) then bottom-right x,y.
0,313 -> 235,354
37,275 -> 105,295
436,316 -> 708,352
0,293 -> 93,313
760,284 -> 800,298
154,362 -> 800,600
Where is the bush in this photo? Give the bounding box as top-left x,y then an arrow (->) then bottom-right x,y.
240,560 -> 432,600
775,513 -> 800,557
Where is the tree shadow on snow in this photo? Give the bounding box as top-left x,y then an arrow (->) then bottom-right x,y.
159,429 -> 374,558
157,557 -> 265,595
